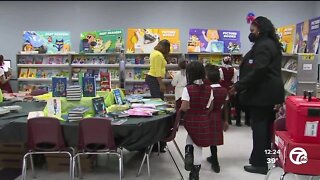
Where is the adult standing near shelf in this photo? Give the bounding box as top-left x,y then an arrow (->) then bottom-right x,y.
0,55 -> 13,93
229,16 -> 284,174
146,39 -> 170,100
145,39 -> 170,153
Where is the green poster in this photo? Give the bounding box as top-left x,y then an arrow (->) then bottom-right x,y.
80,29 -> 124,53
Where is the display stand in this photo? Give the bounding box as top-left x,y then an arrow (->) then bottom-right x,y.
281,53 -> 318,96
123,52 -> 182,103
184,52 -> 242,67
69,53 -> 121,90
16,53 -> 71,92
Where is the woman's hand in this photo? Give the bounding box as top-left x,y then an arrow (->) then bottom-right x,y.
160,83 -> 166,93
274,104 -> 282,111
223,121 -> 229,132
229,85 -> 236,96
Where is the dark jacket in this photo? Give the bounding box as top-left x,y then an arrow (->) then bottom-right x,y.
234,37 -> 284,106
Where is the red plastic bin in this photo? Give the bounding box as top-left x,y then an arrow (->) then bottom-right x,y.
286,96 -> 320,144
275,131 -> 320,175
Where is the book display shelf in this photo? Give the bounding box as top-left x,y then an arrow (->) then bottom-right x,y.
281,53 -> 319,96
123,52 -> 182,103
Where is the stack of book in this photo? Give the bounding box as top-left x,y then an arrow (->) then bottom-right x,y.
66,85 -> 82,101
68,106 -> 89,122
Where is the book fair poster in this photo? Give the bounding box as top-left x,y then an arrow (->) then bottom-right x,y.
294,20 -> 310,53
307,16 -> 320,54
126,28 -> 180,53
277,25 -> 295,53
188,29 -> 240,53
79,29 -> 124,53
22,31 -> 71,54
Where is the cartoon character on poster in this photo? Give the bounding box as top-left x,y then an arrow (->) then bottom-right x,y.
188,29 -> 220,52
307,17 -> 320,54
188,34 -> 201,52
202,29 -> 220,52
22,31 -> 71,54
133,29 -> 160,53
294,20 -> 310,53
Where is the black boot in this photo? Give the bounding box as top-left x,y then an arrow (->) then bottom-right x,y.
185,145 -> 194,171
208,146 -> 220,173
189,165 -> 201,180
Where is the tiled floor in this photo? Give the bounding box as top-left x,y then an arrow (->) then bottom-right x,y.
17,124 -> 319,180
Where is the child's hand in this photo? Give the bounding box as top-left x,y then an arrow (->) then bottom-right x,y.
223,121 -> 229,132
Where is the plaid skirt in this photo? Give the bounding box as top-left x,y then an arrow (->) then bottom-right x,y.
145,75 -> 164,100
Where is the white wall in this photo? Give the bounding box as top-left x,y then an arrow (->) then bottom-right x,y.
315,1 -> 320,17
0,1 -> 318,69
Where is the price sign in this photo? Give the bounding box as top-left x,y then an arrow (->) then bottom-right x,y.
301,53 -> 315,60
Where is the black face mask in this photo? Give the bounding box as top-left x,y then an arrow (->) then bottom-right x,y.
248,33 -> 257,42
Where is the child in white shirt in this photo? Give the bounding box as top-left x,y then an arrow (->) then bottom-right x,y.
171,60 -> 187,111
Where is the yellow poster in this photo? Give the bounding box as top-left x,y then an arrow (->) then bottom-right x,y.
277,25 -> 296,53
126,28 -> 180,53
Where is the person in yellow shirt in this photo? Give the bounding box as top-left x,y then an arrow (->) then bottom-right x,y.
145,39 -> 170,100
145,40 -> 170,153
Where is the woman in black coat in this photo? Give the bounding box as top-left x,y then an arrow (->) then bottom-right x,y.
230,16 -> 284,174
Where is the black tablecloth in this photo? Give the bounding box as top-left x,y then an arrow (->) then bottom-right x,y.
0,101 -> 174,151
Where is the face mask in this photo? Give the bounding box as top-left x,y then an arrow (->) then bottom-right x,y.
248,33 -> 257,42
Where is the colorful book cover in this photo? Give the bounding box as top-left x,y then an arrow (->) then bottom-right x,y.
126,28 -> 180,53
80,29 -> 124,53
52,77 -> 67,97
27,68 -> 37,78
92,97 -> 106,115
25,57 -> 34,64
110,69 -> 120,79
36,69 -> 44,78
133,84 -> 145,94
113,89 -> 124,105
82,77 -> 96,97
47,98 -> 62,118
34,56 -> 43,64
134,68 -> 142,80
22,31 -> 71,54
140,69 -> 148,79
211,41 -> 224,53
218,30 -> 240,53
143,84 -> 150,94
19,68 -> 28,78
294,20 -> 309,53
277,25 -> 295,53
126,69 -> 134,80
307,17 -> 320,54
100,71 -> 111,91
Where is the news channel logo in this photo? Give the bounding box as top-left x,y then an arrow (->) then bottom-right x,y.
289,147 -> 308,165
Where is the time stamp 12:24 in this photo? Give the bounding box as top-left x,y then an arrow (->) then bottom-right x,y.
265,149 -> 281,164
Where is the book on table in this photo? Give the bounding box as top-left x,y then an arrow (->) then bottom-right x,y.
92,97 -> 107,116
82,77 -> 96,97
47,98 -> 62,118
28,111 -> 45,119
52,77 -> 67,97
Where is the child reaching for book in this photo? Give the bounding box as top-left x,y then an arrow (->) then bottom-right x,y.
180,62 -> 228,180
171,60 -> 187,111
